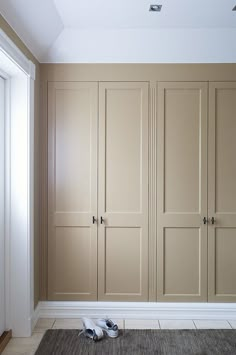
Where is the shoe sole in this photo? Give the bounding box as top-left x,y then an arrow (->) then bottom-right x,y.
103,329 -> 119,338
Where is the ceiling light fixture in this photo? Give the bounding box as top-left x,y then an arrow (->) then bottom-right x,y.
149,4 -> 162,12
233,5 -> 236,11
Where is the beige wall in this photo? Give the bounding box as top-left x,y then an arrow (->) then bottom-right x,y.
0,15 -> 40,308
41,63 -> 236,302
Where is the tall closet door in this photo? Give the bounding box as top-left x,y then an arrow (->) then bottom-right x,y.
98,82 -> 149,301
48,82 -> 98,300
157,82 -> 208,302
208,82 -> 236,302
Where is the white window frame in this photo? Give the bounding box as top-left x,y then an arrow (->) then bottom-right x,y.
0,70 -> 7,337
0,70 -> 8,336
0,29 -> 35,337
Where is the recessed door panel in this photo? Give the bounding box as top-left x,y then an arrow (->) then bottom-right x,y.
48,82 -> 98,300
157,82 -> 208,302
105,89 -> 141,213
164,89 -> 200,213
208,82 -> 236,302
98,82 -> 149,301
215,88 -> 236,213
55,89 -> 92,212
215,229 -> 236,296
53,227 -> 96,298
104,228 -> 142,295
163,228 -> 201,296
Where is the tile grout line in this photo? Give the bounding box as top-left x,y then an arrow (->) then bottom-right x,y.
51,319 -> 56,328
121,319 -> 162,330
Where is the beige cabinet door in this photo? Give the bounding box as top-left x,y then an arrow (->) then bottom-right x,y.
157,82 -> 208,302
48,82 -> 98,300
98,82 -> 149,301
208,82 -> 236,302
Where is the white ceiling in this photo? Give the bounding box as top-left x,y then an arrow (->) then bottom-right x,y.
0,0 -> 63,60
54,0 -> 236,29
0,0 -> 236,62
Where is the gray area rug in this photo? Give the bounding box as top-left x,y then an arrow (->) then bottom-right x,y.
35,329 -> 236,355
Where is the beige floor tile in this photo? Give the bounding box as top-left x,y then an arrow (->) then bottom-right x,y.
194,320 -> 231,329
32,330 -> 46,336
159,320 -> 195,329
10,333 -> 44,345
2,347 -> 35,355
34,318 -> 55,332
228,320 -> 236,329
2,333 -> 43,355
125,319 -> 160,329
2,346 -> 36,355
114,319 -> 124,329
52,318 -> 83,329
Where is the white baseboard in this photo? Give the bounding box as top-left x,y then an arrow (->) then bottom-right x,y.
31,303 -> 40,331
34,301 -> 236,324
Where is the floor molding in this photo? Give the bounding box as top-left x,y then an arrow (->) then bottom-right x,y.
0,330 -> 12,353
31,303 -> 40,331
35,301 -> 236,323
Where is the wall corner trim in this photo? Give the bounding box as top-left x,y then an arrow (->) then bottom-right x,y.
31,303 -> 40,331
0,29 -> 35,79
29,61 -> 36,81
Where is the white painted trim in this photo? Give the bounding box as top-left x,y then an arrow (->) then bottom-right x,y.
0,30 -> 35,337
0,29 -> 35,80
29,61 -> 36,80
3,77 -> 11,332
0,74 -> 6,336
0,68 -> 10,80
36,302 -> 236,322
31,303 -> 40,331
29,76 -> 35,326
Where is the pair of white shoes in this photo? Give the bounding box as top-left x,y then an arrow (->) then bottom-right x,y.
80,317 -> 119,342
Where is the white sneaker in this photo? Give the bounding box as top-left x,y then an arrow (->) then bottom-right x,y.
96,318 -> 119,338
80,317 -> 104,341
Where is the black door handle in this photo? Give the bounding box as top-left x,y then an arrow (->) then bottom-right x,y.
100,216 -> 105,224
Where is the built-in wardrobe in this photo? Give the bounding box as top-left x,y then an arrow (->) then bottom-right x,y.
40,64 -> 236,303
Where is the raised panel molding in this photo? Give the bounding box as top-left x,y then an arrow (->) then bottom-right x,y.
148,82 -> 157,301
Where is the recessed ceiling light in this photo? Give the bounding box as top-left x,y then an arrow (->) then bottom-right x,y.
149,4 -> 162,12
233,5 -> 236,11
